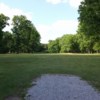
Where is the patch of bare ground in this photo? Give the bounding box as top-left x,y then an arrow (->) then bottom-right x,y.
5,96 -> 21,100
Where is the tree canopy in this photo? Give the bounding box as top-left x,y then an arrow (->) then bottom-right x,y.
77,0 -> 100,53
78,0 -> 100,36
12,15 -> 40,53
0,0 -> 100,54
0,14 -> 41,53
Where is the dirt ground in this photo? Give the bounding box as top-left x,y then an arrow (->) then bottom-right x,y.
5,96 -> 21,100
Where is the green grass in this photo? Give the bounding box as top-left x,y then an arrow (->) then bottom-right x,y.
0,54 -> 100,99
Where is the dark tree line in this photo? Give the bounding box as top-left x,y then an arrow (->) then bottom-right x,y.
0,14 -> 9,53
0,14 -> 41,53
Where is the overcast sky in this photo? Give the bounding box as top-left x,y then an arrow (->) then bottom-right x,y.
0,0 -> 83,43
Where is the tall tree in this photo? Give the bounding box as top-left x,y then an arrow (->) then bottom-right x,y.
12,15 -> 40,53
78,0 -> 100,37
0,14 -> 9,53
78,0 -> 100,53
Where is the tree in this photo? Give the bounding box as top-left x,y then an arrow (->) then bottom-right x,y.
2,31 -> 13,53
0,14 -> 9,53
78,0 -> 100,37
12,15 -> 40,53
77,32 -> 94,53
78,0 -> 100,53
39,43 -> 48,53
59,35 -> 72,53
0,14 -> 9,33
48,39 -> 60,53
93,42 -> 100,53
59,34 -> 79,53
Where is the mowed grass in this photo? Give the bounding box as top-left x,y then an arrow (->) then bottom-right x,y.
0,54 -> 100,99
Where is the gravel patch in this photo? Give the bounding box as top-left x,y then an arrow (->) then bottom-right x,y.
25,74 -> 100,100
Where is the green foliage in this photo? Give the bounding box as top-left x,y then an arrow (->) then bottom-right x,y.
77,32 -> 94,53
0,14 -> 41,53
77,0 -> 100,53
0,15 -> 41,53
93,42 -> 100,53
78,0 -> 100,36
0,14 -> 9,53
0,13 -> 9,31
1,4 -> 100,54
48,39 -> 60,53
59,34 -> 79,53
48,34 -> 80,53
2,31 -> 13,53
39,44 -> 48,53
12,15 -> 41,53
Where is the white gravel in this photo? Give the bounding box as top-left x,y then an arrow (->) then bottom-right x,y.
25,74 -> 100,100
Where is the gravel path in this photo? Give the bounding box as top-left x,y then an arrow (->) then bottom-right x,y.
25,74 -> 100,100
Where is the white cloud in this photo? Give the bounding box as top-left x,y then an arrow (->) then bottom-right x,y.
46,0 -> 68,4
46,0 -> 62,4
0,2 -> 79,43
36,20 -> 78,43
46,0 -> 83,8
68,0 -> 83,8
0,3 -> 32,32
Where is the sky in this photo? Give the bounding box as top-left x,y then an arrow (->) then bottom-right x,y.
0,0 -> 83,43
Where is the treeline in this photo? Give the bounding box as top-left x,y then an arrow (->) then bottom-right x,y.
48,0 -> 100,53
48,33 -> 100,53
0,0 -> 100,54
0,14 -> 41,53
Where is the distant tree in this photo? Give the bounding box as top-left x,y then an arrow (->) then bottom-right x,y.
59,35 -> 72,53
93,42 -> 100,53
48,39 -> 60,53
59,34 -> 79,53
39,43 -> 48,53
71,34 -> 80,53
47,34 -> 80,53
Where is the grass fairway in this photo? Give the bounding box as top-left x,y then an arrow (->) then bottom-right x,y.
0,54 -> 100,99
